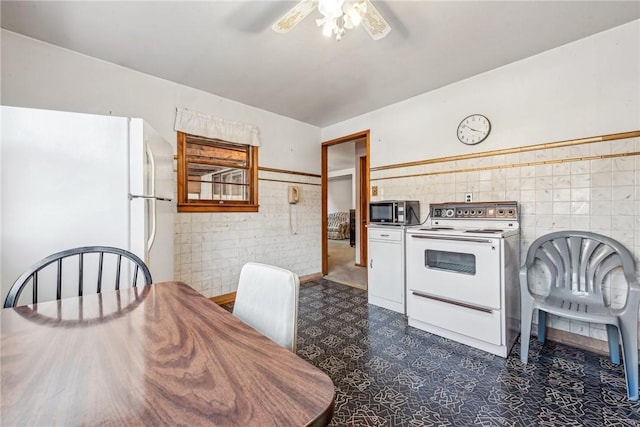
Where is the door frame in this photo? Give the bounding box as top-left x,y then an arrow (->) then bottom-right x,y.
321,130 -> 370,275
358,155 -> 368,267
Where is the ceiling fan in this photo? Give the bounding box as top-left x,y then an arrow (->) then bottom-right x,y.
272,0 -> 391,41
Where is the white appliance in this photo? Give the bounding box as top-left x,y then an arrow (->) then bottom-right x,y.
1,106 -> 174,302
367,224 -> 407,314
405,201 -> 520,357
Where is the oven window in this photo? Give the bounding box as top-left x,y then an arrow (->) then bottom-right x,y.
425,250 -> 476,275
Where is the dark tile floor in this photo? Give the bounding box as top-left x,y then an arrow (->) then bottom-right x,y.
292,279 -> 640,426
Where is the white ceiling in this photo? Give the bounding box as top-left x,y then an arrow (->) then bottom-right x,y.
1,1 -> 639,127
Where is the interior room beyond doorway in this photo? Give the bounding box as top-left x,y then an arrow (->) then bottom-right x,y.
326,239 -> 367,289
325,136 -> 368,289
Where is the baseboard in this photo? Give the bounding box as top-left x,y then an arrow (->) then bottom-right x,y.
210,292 -> 236,305
209,272 -> 324,306
541,327 -> 610,356
300,272 -> 324,283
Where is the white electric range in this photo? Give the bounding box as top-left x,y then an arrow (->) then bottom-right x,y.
405,201 -> 521,357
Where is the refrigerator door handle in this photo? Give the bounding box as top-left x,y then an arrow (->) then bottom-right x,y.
146,144 -> 158,253
128,194 -> 172,202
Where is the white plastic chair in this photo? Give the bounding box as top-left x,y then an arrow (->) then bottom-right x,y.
233,262 -> 300,352
520,231 -> 639,401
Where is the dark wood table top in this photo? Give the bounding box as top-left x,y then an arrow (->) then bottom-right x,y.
1,281 -> 335,426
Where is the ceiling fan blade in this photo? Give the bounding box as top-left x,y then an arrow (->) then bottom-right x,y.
361,0 -> 391,40
272,0 -> 318,33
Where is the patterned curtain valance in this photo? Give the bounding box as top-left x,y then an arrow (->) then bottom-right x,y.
174,108 -> 261,146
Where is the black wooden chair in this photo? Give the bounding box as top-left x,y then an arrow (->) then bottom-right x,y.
4,246 -> 152,308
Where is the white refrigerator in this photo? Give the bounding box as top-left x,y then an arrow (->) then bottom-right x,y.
0,106 -> 174,301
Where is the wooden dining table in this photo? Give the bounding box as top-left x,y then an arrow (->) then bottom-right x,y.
1,281 -> 335,426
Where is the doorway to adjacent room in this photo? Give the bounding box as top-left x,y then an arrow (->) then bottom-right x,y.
321,130 -> 369,289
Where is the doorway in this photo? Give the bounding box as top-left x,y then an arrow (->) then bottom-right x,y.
321,130 -> 369,289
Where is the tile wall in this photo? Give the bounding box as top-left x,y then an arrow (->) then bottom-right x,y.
174,170 -> 322,297
371,133 -> 640,344
172,132 -> 639,345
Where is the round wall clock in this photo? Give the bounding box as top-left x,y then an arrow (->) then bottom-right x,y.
457,114 -> 491,145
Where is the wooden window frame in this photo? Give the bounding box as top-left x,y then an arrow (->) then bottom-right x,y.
177,132 -> 259,213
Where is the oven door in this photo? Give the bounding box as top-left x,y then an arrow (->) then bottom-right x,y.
406,233 -> 502,309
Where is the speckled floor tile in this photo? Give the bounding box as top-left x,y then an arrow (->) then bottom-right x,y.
295,279 -> 640,426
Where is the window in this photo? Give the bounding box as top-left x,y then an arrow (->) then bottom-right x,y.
177,132 -> 258,212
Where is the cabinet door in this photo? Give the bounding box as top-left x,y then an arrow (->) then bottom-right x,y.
368,240 -> 403,304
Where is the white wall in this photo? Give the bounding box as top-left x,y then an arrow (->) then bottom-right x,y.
322,20 -> 640,346
3,19 -> 639,320
322,21 -> 640,166
1,30 -> 321,173
1,30 -> 322,297
328,174 -> 353,213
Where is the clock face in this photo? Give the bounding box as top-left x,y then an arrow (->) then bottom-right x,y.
457,114 -> 491,145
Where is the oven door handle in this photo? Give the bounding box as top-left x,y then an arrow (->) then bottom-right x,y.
410,290 -> 493,314
410,235 -> 494,244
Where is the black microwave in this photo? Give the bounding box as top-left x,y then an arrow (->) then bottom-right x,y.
369,200 -> 420,225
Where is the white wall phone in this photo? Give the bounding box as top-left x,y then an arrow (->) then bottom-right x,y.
288,185 -> 300,204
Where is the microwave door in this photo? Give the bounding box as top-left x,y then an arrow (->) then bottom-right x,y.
371,203 -> 392,223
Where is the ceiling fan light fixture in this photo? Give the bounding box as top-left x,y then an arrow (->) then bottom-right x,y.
345,13 -> 361,28
345,2 -> 365,27
316,0 -> 365,40
273,0 -> 390,41
321,19 -> 336,37
318,0 -> 345,20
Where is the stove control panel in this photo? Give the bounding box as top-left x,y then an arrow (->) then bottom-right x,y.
430,201 -> 518,219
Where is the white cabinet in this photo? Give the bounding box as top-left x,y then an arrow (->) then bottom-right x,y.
367,225 -> 405,313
